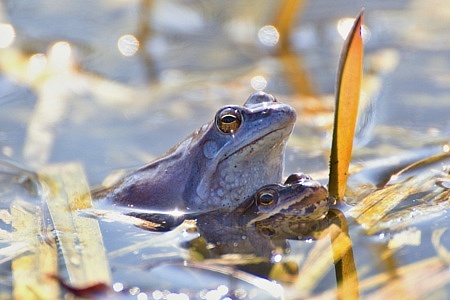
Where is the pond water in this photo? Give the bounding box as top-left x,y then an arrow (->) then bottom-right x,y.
0,0 -> 450,299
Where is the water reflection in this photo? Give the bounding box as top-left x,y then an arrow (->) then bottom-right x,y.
192,212 -> 332,258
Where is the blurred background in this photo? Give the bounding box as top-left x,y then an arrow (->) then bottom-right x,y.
1,0 -> 448,188
1,1 -> 450,299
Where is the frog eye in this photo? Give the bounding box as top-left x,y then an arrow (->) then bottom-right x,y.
257,189 -> 278,206
215,107 -> 242,134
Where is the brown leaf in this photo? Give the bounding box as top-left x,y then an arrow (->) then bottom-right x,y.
329,9 -> 365,202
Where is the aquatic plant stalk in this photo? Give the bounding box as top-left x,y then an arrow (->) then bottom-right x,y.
329,10 -> 364,202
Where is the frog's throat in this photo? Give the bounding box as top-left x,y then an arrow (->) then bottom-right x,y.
196,126 -> 290,201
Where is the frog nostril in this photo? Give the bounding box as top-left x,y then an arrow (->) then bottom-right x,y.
261,108 -> 272,117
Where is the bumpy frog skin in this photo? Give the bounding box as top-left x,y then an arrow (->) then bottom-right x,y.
236,173 -> 331,227
211,172 -> 331,228
92,92 -> 296,213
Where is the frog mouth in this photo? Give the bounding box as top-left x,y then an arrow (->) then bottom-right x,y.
220,125 -> 292,162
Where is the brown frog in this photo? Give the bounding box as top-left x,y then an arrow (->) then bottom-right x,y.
192,173 -> 332,257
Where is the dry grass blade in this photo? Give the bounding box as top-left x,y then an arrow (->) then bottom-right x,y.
40,163 -> 111,289
369,200 -> 448,236
329,10 -> 364,202
391,151 -> 450,179
11,201 -> 58,299
348,151 -> 450,233
346,179 -> 413,230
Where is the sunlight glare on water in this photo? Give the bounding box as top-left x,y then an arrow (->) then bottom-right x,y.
216,285 -> 229,296
129,286 -> 141,296
202,284 -> 229,300
170,208 -> 184,217
137,292 -> 148,300
112,282 -> 124,292
166,292 -> 189,300
272,253 -> 282,263
152,290 -> 163,299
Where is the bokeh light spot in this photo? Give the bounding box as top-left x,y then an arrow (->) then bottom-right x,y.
251,75 -> 267,91
137,292 -> 148,300
0,23 -> 15,48
49,41 -> 72,69
118,34 -> 140,56
27,53 -> 47,79
258,25 -> 279,47
112,282 -> 124,292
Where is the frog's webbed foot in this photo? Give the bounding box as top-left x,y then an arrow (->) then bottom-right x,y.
126,212 -> 185,231
90,185 -> 113,201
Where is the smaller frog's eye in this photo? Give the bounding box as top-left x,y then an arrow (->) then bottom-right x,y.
257,189 -> 278,206
215,107 -> 242,134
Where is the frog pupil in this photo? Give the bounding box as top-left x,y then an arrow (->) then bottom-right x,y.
222,114 -> 236,123
259,192 -> 274,206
